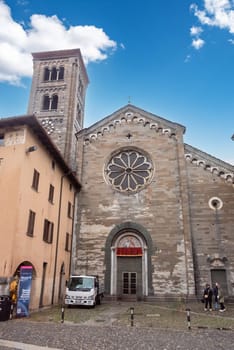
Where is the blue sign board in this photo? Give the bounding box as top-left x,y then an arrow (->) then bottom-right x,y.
16,266 -> 33,317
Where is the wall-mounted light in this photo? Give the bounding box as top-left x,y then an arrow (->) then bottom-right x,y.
26,145 -> 37,153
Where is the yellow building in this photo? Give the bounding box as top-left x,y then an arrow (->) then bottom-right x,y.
0,115 -> 81,310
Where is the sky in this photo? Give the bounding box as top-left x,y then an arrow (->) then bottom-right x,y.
0,0 -> 233,165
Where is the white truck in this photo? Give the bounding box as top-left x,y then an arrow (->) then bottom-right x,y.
64,275 -> 104,307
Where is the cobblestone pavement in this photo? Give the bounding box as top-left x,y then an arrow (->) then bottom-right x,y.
0,318 -> 234,350
0,302 -> 234,350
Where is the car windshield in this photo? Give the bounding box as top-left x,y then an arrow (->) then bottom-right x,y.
68,277 -> 94,291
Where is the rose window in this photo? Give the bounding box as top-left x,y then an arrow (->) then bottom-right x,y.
105,149 -> 153,193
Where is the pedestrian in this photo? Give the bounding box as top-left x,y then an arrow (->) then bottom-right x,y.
213,282 -> 219,310
9,275 -> 19,305
203,283 -> 213,311
217,284 -> 226,312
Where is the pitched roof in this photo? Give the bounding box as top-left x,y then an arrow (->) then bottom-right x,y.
0,114 -> 81,190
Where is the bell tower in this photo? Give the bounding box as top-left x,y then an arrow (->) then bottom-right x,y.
27,49 -> 89,170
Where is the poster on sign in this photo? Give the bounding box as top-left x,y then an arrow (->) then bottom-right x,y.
16,266 -> 33,317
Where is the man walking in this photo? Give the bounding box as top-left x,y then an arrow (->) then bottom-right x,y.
203,283 -> 213,311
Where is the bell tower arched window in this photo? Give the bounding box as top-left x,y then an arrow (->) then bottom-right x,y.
44,67 -> 50,81
42,94 -> 58,111
43,66 -> 64,82
58,66 -> 64,80
42,95 -> 50,110
51,95 -> 58,110
51,67 -> 57,81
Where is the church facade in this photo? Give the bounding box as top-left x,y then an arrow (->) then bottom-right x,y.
28,49 -> 234,301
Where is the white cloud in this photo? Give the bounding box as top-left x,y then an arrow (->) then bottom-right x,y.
189,1 -> 234,51
191,0 -> 234,33
192,37 -> 205,49
0,1 -> 117,85
190,26 -> 203,36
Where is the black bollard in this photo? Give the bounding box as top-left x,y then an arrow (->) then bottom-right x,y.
61,304 -> 65,323
186,308 -> 191,330
130,307 -> 134,327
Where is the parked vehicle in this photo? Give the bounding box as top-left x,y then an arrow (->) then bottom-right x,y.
64,275 -> 104,307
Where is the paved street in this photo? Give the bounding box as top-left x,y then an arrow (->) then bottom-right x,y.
1,301 -> 234,350
0,317 -> 234,350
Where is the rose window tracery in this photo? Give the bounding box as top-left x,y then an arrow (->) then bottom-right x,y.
105,149 -> 153,193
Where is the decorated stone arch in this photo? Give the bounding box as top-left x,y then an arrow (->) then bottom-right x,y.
104,222 -> 154,299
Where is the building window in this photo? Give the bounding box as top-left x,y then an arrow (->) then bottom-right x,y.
42,95 -> 50,110
0,133 -> 4,146
78,77 -> 83,96
42,94 -> 58,111
32,169 -> 40,191
65,232 -> 71,252
58,66 -> 64,80
105,149 -> 154,193
51,67 -> 57,81
67,201 -> 73,218
43,66 -> 64,81
48,184 -> 54,203
51,95 -> 58,110
43,219 -> 54,243
27,210 -> 36,237
76,104 -> 82,124
44,67 -> 50,81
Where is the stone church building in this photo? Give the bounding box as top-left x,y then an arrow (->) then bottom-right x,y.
28,48 -> 234,301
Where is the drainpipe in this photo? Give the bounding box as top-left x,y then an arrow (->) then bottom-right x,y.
51,172 -> 69,305
68,189 -> 79,277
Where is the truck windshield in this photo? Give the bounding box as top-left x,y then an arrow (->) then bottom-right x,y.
68,277 -> 94,291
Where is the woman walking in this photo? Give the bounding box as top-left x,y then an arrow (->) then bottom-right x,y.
213,282 -> 219,310
218,284 -> 226,312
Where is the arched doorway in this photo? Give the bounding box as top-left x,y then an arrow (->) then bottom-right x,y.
105,222 -> 154,299
112,233 -> 146,300
13,261 -> 36,278
12,261 -> 36,311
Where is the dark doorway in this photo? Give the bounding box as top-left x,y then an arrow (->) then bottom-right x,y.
211,269 -> 228,295
117,256 -> 142,299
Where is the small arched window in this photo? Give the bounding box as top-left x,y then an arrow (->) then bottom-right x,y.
44,67 -> 50,81
51,95 -> 58,110
78,77 -> 83,96
51,67 -> 57,81
58,66 -> 64,80
42,95 -> 50,110
76,104 -> 81,123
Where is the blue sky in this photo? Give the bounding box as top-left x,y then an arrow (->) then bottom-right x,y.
0,0 -> 233,164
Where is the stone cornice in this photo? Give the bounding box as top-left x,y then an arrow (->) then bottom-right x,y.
82,110 -> 179,145
185,143 -> 234,184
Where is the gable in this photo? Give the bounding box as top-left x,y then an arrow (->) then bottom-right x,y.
79,104 -> 186,144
